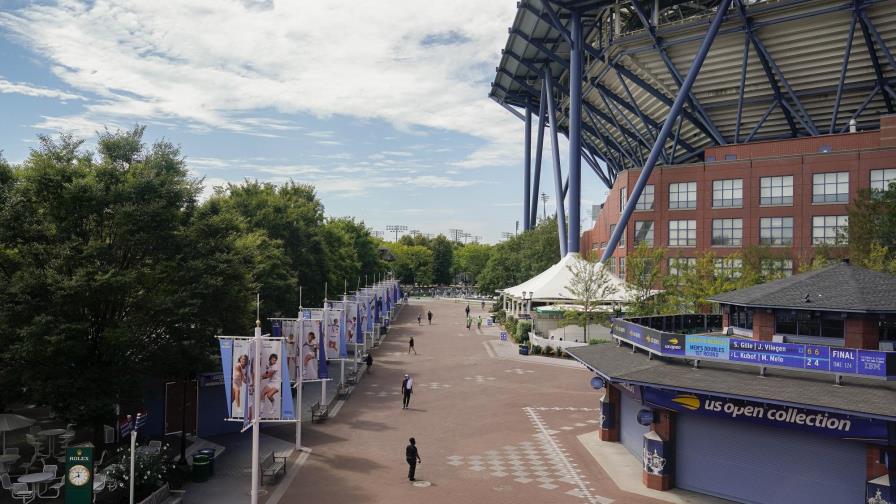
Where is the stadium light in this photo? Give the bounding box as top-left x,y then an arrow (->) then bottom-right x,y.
385,225 -> 408,242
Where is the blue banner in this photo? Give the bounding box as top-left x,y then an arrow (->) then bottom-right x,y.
279,340 -> 294,420
612,319 -> 896,380
643,387 -> 890,442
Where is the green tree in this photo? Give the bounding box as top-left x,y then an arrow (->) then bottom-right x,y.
430,234 -> 454,284
388,243 -> 434,285
478,216 -> 560,293
564,252 -> 618,339
849,184 -> 896,270
0,128 -> 250,442
624,242 -> 665,315
453,242 -> 493,287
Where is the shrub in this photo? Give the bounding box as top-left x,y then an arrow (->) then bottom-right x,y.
516,321 -> 532,343
104,442 -> 176,500
530,345 -> 542,355
504,316 -> 518,340
588,338 -> 607,345
543,346 -> 555,356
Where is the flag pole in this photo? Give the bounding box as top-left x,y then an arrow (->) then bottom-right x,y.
296,286 -> 303,451
251,293 -> 262,504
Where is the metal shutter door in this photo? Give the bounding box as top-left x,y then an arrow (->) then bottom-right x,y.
619,392 -> 650,460
676,412 -> 866,504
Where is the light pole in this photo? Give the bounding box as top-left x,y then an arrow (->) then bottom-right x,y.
541,192 -> 549,220
385,225 -> 407,242
372,230 -> 383,239
449,228 -> 464,243
501,232 -> 513,241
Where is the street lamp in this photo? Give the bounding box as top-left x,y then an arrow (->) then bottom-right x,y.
501,232 -> 513,240
385,224 -> 408,242
540,192 -> 549,220
449,228 -> 464,243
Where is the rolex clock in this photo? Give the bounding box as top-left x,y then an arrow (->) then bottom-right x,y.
68,464 -> 91,486
65,446 -> 94,504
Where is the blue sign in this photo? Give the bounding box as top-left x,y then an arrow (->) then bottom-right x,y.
611,319 -> 896,380
500,331 -> 508,341
643,387 -> 890,441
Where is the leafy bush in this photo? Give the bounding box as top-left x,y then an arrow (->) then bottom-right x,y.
492,308 -> 506,324
504,316 -> 518,340
588,338 -> 607,345
543,346 -> 555,356
104,442 -> 176,500
516,321 -> 532,343
530,345 -> 542,355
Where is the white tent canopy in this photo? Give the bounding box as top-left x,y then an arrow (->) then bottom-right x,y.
502,253 -> 634,303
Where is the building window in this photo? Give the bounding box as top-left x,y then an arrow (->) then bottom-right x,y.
759,217 -> 793,246
812,172 -> 849,203
812,215 -> 848,245
775,311 -> 844,339
669,182 -> 697,209
870,169 -> 896,192
668,220 -> 696,247
668,257 -> 696,276
635,185 -> 655,210
619,257 -> 625,279
761,258 -> 793,278
711,218 -> 743,247
730,305 -> 752,330
620,228 -> 626,248
712,179 -> 743,208
714,257 -> 743,278
608,224 -> 616,246
760,176 -> 793,206
591,242 -> 599,250
607,258 -> 616,276
634,221 -> 654,247
620,187 -> 627,212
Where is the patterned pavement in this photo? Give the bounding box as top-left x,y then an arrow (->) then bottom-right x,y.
271,299 -> 666,504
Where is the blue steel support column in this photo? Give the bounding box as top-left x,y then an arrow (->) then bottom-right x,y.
524,99 -> 532,231
530,82 -> 547,227
545,67 -> 567,258
567,11 -> 583,256
601,0 -> 733,263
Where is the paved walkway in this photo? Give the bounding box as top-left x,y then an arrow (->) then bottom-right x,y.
264,299 -> 685,504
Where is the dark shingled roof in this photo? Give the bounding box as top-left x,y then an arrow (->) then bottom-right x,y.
707,261 -> 896,313
566,343 -> 896,420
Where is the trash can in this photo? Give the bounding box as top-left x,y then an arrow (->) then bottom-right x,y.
191,454 -> 211,482
197,449 -> 216,476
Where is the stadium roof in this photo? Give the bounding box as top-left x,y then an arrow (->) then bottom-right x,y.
491,0 -> 896,187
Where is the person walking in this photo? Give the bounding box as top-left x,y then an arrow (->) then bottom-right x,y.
408,336 -> 417,355
464,304 -> 470,318
417,313 -> 422,325
427,309 -> 433,325
476,315 -> 482,331
401,374 -> 413,409
406,437 -> 422,481
481,300 -> 485,310
466,315 -> 472,331
365,353 -> 373,373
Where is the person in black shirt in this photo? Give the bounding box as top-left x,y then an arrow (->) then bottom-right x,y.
427,309 -> 433,325
365,353 -> 373,373
401,374 -> 413,409
406,437 -> 421,481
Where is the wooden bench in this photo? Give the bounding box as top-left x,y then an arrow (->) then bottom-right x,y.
137,483 -> 185,504
337,382 -> 351,399
346,369 -> 359,385
311,401 -> 329,423
260,452 -> 287,482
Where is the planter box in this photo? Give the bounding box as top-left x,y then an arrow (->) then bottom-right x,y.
518,346 -> 529,355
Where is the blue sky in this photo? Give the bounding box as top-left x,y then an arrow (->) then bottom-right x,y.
0,0 -> 607,243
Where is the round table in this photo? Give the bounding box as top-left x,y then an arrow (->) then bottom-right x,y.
38,429 -> 67,455
18,472 -> 54,497
0,453 -> 20,472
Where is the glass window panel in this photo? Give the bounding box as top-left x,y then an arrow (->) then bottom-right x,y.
760,176 -> 793,205
760,217 -> 794,246
812,172 -> 849,203
669,182 -> 697,209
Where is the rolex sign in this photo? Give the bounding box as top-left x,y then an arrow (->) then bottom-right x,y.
65,446 -> 94,504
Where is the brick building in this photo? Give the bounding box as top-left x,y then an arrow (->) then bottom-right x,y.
580,115 -> 896,277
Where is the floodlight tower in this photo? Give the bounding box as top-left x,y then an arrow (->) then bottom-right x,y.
501,232 -> 513,240
385,225 -> 408,242
449,228 -> 464,243
372,230 -> 384,239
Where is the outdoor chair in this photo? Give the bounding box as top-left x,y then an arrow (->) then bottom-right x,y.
27,427 -> 40,436
1,473 -> 12,490
148,440 -> 162,450
65,423 -> 76,432
3,448 -> 19,456
10,482 -> 35,504
43,476 -> 64,499
92,474 -> 106,503
41,464 -> 57,476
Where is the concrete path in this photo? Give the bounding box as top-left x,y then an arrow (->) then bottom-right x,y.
263,299 -> 696,504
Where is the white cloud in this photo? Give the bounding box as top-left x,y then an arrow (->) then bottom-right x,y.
0,77 -> 84,101
0,0 -> 520,165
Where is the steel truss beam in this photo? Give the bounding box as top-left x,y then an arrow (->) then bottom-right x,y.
628,0 -> 727,145
545,67 -> 568,258
601,0 -> 733,263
